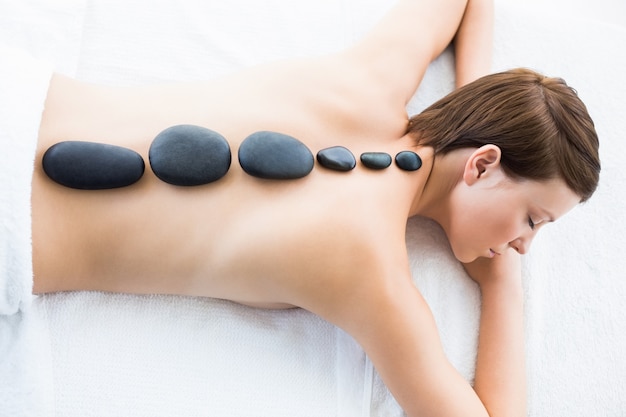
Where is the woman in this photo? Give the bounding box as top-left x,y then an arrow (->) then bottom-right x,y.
29,0 -> 600,416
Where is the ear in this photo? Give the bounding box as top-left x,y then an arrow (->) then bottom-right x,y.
462,145 -> 502,185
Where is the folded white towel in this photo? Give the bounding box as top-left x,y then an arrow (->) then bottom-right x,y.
0,45 -> 52,315
0,44 -> 54,417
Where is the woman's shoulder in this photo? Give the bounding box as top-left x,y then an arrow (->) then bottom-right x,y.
229,53 -> 410,140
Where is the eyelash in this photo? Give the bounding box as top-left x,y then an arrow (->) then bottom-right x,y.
528,217 -> 536,230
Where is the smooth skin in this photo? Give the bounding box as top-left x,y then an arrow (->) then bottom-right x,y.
31,1 -> 580,416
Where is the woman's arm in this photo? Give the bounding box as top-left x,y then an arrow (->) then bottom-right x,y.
453,0 -> 494,87
347,285 -> 490,417
464,250 -> 527,416
345,0 -> 470,106
345,0 -> 493,105
336,260 -> 525,417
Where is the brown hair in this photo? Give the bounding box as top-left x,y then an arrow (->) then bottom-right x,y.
408,68 -> 600,202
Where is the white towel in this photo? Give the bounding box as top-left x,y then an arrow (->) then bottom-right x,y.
0,44 -> 54,417
0,45 -> 52,315
1,1 -> 625,416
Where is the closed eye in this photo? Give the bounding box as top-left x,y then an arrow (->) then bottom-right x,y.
528,217 -> 536,230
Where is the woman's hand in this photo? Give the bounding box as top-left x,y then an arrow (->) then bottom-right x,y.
462,248 -> 522,290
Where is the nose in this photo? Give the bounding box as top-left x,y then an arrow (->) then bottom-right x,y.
509,238 -> 530,255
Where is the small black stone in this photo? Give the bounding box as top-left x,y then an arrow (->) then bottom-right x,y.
238,131 -> 314,180
360,152 -> 392,170
395,151 -> 422,171
42,141 -> 145,190
316,146 -> 356,172
149,125 -> 231,186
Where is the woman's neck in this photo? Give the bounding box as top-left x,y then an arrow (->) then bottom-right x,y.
409,149 -> 469,226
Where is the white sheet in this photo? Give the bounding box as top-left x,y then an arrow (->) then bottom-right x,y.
1,0 -> 624,416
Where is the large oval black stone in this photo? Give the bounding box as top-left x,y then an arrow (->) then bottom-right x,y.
360,152 -> 392,170
238,131 -> 314,180
42,141 -> 145,190
149,125 -> 231,186
395,151 -> 422,171
316,146 -> 356,172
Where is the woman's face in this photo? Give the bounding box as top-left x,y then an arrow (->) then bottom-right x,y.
445,151 -> 580,263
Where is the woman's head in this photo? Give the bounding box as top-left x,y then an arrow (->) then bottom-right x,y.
407,68 -> 600,203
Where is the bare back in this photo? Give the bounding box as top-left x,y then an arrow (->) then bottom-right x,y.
31,54 -> 433,314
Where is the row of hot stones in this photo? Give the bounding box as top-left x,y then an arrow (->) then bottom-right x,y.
42,124 -> 423,190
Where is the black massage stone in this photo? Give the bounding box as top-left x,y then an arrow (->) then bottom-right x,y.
42,141 -> 145,190
316,146 -> 356,172
395,151 -> 422,171
238,131 -> 314,180
360,152 -> 392,170
149,125 -> 231,186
